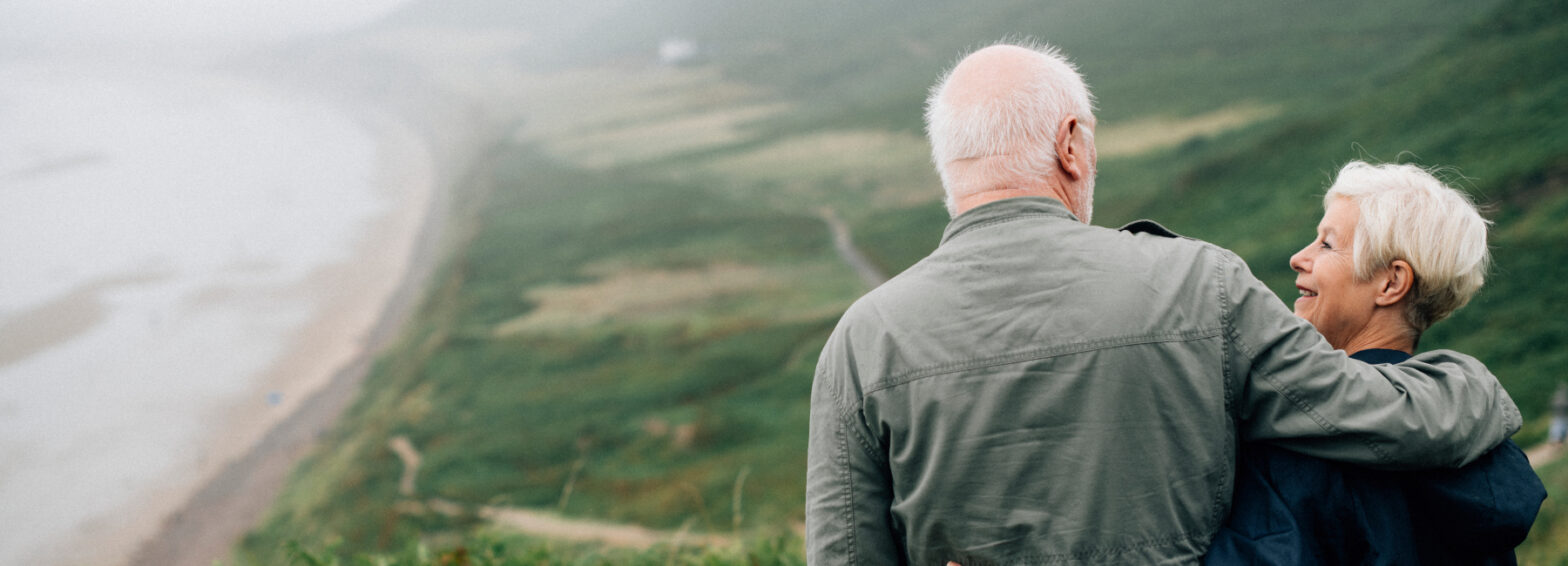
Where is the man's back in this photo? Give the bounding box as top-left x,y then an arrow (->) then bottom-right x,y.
805,197 -> 1519,565
813,197 -> 1231,563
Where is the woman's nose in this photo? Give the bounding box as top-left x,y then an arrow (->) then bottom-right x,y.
1289,246 -> 1310,273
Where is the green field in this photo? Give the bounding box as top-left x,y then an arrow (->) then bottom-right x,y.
239,0 -> 1568,562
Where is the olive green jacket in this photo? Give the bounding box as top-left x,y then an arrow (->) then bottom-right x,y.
805,197 -> 1520,565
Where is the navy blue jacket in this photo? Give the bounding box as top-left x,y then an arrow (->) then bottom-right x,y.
1206,349 -> 1546,565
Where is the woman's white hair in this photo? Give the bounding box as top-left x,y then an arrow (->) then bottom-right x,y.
924,42 -> 1095,216
1325,161 -> 1491,334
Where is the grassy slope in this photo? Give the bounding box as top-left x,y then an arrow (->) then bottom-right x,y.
238,147 -> 856,560
676,0 -> 1500,128
1109,0 -> 1568,424
242,0 -> 1565,562
1522,453 -> 1568,566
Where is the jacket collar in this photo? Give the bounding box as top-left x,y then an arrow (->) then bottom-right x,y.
940,197 -> 1080,246
1349,348 -> 1413,364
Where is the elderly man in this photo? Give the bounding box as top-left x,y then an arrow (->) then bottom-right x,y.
804,43 -> 1521,565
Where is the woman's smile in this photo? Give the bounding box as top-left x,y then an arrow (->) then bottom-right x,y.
1288,198 -> 1383,349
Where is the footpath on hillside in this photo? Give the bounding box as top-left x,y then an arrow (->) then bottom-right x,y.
1526,442 -> 1565,469
386,434 -> 735,549
818,207 -> 888,289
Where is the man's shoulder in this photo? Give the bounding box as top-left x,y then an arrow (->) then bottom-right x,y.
863,216 -> 1243,307
835,274 -> 919,334
1111,219 -> 1246,271
1098,219 -> 1235,270
833,217 -> 1250,327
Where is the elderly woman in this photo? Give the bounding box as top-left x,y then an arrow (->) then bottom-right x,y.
1205,162 -> 1545,565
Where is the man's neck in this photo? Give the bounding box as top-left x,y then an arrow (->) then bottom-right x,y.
954,187 -> 1065,216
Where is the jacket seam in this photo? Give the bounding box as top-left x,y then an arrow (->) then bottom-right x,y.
1213,248 -> 1236,529
818,342 -> 890,468
1252,353 -> 1392,463
834,420 -> 860,564
861,328 -> 1223,396
822,368 -> 890,467
841,407 -> 888,466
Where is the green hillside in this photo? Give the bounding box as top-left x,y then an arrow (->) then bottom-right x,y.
854,0 -> 1568,421
240,0 -> 1566,562
1096,0 -> 1568,422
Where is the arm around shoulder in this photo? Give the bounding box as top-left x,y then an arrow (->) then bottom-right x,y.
1219,250 -> 1520,469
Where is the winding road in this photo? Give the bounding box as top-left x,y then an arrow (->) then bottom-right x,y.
818,207 -> 888,289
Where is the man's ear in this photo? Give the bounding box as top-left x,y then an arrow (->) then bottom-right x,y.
1054,116 -> 1089,181
1375,259 -> 1415,306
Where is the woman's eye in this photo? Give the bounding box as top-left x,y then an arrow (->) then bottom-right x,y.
1319,241 -> 1333,250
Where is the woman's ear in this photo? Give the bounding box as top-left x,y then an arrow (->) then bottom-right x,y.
1375,260 -> 1415,306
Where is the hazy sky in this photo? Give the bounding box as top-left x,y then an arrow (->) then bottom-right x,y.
0,0 -> 415,47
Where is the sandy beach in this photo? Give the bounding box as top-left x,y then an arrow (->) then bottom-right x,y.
0,70 -> 453,566
0,96 -> 449,566
0,17 -> 530,562
116,107 -> 448,566
116,36 -> 525,564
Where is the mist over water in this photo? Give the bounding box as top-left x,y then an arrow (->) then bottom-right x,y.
0,2 -> 418,563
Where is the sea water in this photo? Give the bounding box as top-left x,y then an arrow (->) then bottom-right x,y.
0,58 -> 390,563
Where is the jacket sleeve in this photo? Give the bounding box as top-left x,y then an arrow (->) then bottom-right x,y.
806,327 -> 904,565
1218,250 -> 1522,470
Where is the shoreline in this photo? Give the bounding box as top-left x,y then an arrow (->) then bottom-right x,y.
114,24 -> 527,561
119,108 -> 460,566
0,57 -> 478,566
0,26 -> 529,565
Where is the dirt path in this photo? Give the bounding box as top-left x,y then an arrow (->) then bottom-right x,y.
1526,442 -> 1564,469
818,207 -> 888,288
385,419 -> 730,550
389,436 -> 423,496
480,506 -> 733,550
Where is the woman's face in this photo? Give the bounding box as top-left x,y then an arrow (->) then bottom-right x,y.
1288,198 -> 1386,349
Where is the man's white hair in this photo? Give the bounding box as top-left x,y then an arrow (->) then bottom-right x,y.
924,42 -> 1096,216
1325,161 -> 1491,334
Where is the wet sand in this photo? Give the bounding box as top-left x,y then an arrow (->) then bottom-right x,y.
0,273 -> 163,369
